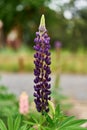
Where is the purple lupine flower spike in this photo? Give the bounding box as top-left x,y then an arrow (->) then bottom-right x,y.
33,14 -> 51,113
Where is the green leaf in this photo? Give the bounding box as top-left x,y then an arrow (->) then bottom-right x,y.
59,117 -> 87,129
59,116 -> 75,128
59,126 -> 87,130
31,115 -> 38,123
20,124 -> 27,130
24,121 -> 35,126
43,127 -> 50,130
29,128 -> 35,130
7,116 -> 13,130
67,119 -> 87,127
14,115 -> 21,130
55,104 -> 61,116
44,113 -> 53,125
0,119 -> 7,130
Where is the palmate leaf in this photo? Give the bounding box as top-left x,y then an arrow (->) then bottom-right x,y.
58,116 -> 76,128
31,114 -> 38,124
14,115 -> 21,130
58,117 -> 87,130
0,115 -> 27,130
7,116 -> 13,130
0,119 -> 7,130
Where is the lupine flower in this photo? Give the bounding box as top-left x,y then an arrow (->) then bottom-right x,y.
33,15 -> 51,113
19,92 -> 29,115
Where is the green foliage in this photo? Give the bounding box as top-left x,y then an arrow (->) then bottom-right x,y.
0,86 -> 15,100
0,97 -> 87,130
14,115 -> 21,130
0,115 -> 28,130
0,0 -> 51,44
0,119 -> 7,130
24,105 -> 87,130
7,116 -> 13,130
0,85 -> 18,117
0,0 -> 87,49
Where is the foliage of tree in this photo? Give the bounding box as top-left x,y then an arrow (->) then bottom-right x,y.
0,0 -> 87,50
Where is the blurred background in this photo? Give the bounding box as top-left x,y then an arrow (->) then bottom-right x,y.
0,0 -> 87,49
0,0 -> 87,73
0,0 -> 87,119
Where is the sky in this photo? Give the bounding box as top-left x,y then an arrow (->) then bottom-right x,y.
48,0 -> 87,19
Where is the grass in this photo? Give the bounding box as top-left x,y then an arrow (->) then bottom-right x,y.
60,50 -> 87,74
0,47 -> 87,74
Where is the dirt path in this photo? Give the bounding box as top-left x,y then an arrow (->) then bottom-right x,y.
0,73 -> 87,101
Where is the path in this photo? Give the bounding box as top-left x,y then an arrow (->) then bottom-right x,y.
0,73 -> 87,102
1,73 -> 87,121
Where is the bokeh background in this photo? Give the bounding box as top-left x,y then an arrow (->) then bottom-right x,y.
0,0 -> 87,51
0,0 -> 87,50
0,0 -> 87,73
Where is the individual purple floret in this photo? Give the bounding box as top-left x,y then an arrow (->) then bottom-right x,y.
33,15 -> 51,113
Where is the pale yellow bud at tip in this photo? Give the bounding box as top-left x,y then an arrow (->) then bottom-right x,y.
39,14 -> 45,28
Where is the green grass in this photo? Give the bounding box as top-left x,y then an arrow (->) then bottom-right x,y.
60,50 -> 87,74
0,47 -> 87,74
